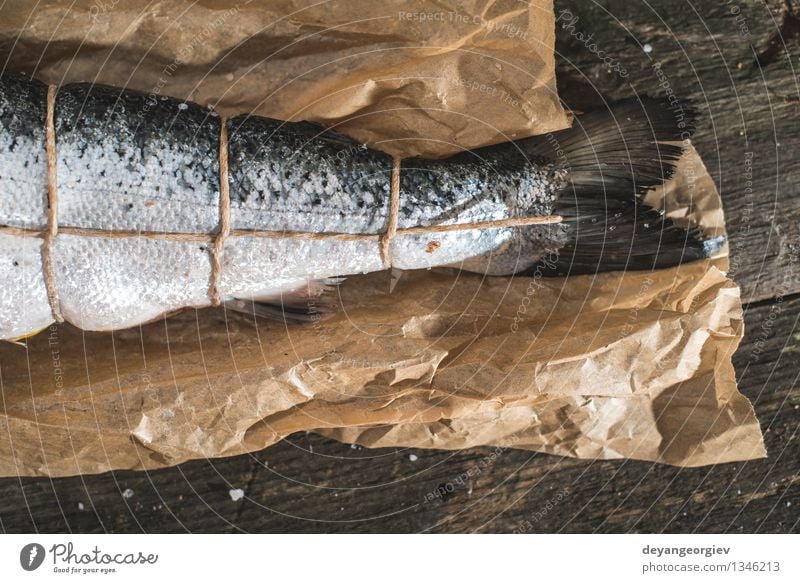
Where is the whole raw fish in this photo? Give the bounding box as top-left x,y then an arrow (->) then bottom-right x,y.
0,73 -> 719,340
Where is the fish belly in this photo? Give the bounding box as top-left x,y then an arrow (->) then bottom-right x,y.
0,234 -> 52,339
52,235 -> 213,331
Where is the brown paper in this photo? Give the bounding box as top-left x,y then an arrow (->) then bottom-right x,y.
0,1 -> 765,477
0,0 -> 569,159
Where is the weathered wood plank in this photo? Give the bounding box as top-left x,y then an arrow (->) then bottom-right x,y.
551,0 -> 800,303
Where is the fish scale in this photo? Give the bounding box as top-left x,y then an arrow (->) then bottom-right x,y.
0,74 -> 566,339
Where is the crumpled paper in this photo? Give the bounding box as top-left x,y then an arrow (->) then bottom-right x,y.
0,0 -> 569,159
0,0 -> 765,477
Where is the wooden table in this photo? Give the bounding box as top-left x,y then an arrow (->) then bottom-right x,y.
1,0 -> 798,533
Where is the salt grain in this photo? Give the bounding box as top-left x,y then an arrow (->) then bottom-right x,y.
121,488 -> 134,499
229,488 -> 245,502
643,43 -> 653,54
408,454 -> 418,462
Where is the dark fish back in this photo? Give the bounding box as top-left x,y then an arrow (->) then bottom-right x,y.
0,74 -> 48,229
227,115 -> 393,234
54,82 -> 221,233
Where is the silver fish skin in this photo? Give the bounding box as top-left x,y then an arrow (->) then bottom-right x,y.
0,74 -> 569,338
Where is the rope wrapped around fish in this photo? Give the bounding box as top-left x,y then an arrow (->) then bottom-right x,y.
0,73 -> 722,340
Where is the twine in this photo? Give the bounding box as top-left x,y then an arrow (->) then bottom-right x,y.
209,116 -> 231,306
42,85 -> 63,323
11,84 -> 564,320
380,157 -> 402,267
0,216 -> 563,241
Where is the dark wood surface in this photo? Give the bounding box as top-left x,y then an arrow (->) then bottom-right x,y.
1,0 -> 799,533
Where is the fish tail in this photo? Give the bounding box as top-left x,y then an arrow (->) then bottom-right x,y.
523,96 -> 723,274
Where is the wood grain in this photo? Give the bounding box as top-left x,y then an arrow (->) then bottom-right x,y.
552,0 -> 800,304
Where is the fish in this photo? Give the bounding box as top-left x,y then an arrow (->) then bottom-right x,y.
0,73 -> 722,340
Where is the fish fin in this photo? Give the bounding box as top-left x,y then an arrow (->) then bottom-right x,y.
224,278 -> 341,323
3,324 -> 51,345
523,95 -> 696,198
521,96 -> 722,273
535,203 -> 726,275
